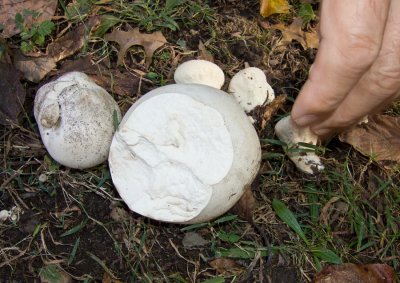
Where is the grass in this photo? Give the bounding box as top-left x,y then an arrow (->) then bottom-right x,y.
1,0 -> 399,282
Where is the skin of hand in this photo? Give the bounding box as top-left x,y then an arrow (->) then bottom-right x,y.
291,0 -> 400,137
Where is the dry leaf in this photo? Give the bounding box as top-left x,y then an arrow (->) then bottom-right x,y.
13,50 -> 56,83
314,263 -> 395,283
57,56 -> 140,97
260,0 -> 290,18
319,196 -> 340,226
198,41 -> 214,62
209,258 -> 240,274
103,272 -> 123,283
0,0 -> 57,38
260,94 -> 287,129
0,62 -> 25,125
230,185 -> 257,222
105,28 -> 167,67
47,16 -> 101,62
339,115 -> 400,164
268,17 -> 319,49
13,17 -> 100,83
182,232 -> 209,248
110,207 -> 130,222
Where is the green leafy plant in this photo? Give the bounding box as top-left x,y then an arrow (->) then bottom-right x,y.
14,9 -> 55,53
298,3 -> 316,24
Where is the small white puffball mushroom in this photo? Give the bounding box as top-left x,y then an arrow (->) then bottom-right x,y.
34,72 -> 121,169
174,59 -> 225,89
108,84 -> 261,224
275,116 -> 324,174
228,67 -> 275,112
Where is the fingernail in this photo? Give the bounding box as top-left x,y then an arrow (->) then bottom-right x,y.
292,114 -> 319,127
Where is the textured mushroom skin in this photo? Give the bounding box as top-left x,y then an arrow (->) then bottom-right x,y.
229,67 -> 275,112
34,72 -> 121,169
109,84 -> 261,224
275,116 -> 324,174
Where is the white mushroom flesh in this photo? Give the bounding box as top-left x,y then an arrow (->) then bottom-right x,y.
174,59 -> 225,89
109,84 -> 261,224
228,67 -> 275,112
34,72 -> 121,169
275,116 -> 324,174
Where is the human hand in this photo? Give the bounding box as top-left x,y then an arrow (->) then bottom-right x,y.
291,0 -> 400,137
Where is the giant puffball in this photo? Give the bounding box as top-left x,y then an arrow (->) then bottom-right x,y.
34,72 -> 121,169
108,84 -> 261,224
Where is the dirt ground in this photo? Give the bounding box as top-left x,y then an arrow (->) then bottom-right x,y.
1,1 -> 399,282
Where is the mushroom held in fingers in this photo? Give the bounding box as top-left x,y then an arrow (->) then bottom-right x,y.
275,116 -> 324,174
229,67 -> 275,112
34,72 -> 121,169
108,84 -> 261,224
174,59 -> 225,89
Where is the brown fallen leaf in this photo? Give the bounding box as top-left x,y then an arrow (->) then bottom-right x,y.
110,207 -> 130,222
266,17 -> 319,50
56,56 -> 140,98
230,185 -> 257,222
314,263 -> 396,283
105,28 -> 167,67
103,272 -> 123,283
260,93 -> 287,130
339,115 -> 400,164
47,16 -> 101,62
198,41 -> 214,62
13,17 -> 100,83
260,0 -> 290,18
0,62 -> 26,125
0,0 -> 57,38
13,50 -> 57,83
209,258 -> 240,274
319,196 -> 340,226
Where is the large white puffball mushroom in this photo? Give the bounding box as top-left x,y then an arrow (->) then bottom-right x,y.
174,59 -> 225,89
275,116 -> 324,174
34,72 -> 121,169
109,84 -> 261,224
229,67 -> 275,112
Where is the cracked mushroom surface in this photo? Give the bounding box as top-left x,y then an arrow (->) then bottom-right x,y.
275,116 -> 324,174
34,72 -> 121,169
108,84 -> 261,224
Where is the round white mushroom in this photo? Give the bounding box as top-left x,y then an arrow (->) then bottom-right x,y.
108,84 -> 261,224
275,116 -> 324,174
34,72 -> 121,169
229,67 -> 275,112
174,59 -> 225,89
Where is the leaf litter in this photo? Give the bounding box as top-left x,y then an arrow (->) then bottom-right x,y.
0,0 -> 57,38
260,0 -> 290,18
262,17 -> 319,50
13,16 -> 101,82
104,27 -> 167,67
314,263 -> 396,283
339,115 -> 400,165
0,61 -> 25,125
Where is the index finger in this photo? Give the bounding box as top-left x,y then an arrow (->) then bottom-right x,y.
291,0 -> 390,127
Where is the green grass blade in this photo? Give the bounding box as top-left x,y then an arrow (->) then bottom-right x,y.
272,199 -> 309,245
68,237 -> 80,265
311,248 -> 342,264
60,219 -> 87,237
200,277 -> 225,283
